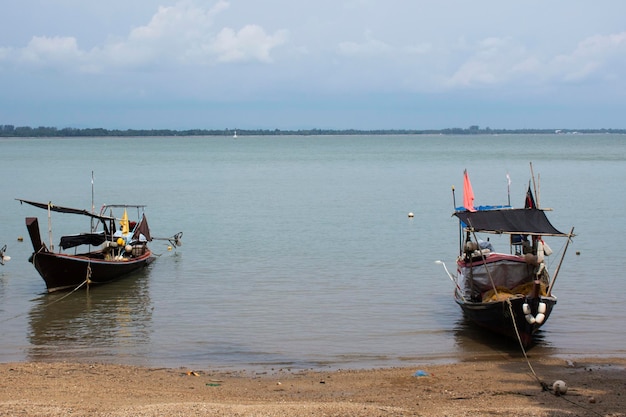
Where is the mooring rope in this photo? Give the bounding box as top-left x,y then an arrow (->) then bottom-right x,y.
506,299 -> 604,416
0,270 -> 90,323
85,262 -> 92,285
48,258 -> 92,302
1,253 -> 92,323
506,298 -> 547,388
469,229 -> 500,298
49,277 -> 89,303
35,261 -> 92,306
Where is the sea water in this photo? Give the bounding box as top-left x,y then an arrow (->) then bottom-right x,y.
0,134 -> 625,370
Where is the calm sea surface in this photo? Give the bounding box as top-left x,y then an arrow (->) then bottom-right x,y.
0,134 -> 625,371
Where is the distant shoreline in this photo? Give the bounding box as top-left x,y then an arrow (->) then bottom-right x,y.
1,125 -> 626,138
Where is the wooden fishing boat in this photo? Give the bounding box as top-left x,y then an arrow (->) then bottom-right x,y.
18,199 -> 182,293
442,169 -> 574,348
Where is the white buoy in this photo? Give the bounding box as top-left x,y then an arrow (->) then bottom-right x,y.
553,380 -> 567,395
535,312 -> 546,324
408,212 -> 414,218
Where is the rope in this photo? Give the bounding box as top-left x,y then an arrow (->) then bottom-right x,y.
47,258 -> 92,303
506,299 -> 546,388
0,308 -> 30,323
86,262 -> 92,285
554,394 -> 604,416
468,229 -> 499,297
1,254 -> 95,324
0,272 -> 90,324
35,260 -> 93,306
506,299 -> 604,417
49,277 -> 89,303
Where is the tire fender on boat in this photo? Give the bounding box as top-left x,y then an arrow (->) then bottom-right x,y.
523,301 -> 547,324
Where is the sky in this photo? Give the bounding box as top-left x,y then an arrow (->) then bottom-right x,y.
1,0 -> 626,130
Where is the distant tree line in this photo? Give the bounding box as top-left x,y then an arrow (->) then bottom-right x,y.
1,124 -> 625,137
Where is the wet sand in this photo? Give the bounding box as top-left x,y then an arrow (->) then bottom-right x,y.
1,356 -> 624,416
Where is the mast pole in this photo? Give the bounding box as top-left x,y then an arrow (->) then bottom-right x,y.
547,227 -> 575,296
452,185 -> 457,210
91,171 -> 95,232
47,201 -> 53,250
537,173 -> 541,209
452,186 -> 462,254
506,172 -> 511,206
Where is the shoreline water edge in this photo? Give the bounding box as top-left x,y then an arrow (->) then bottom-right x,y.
1,356 -> 624,416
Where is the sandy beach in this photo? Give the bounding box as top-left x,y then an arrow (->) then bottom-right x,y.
1,356 -> 624,416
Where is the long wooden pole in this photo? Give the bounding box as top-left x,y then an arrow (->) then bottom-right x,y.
547,227 -> 575,296
91,171 -> 95,232
452,186 -> 462,254
452,185 -> 457,209
47,201 -> 53,250
537,173 -> 541,209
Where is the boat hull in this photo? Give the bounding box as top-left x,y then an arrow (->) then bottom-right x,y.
30,249 -> 154,293
455,294 -> 556,348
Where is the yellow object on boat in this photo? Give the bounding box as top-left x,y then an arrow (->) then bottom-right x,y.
482,288 -> 514,302
482,282 -> 548,303
120,209 -> 129,234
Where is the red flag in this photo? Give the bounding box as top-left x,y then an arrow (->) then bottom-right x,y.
525,181 -> 536,209
463,169 -> 476,211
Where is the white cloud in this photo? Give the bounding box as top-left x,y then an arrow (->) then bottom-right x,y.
2,1 -> 624,95
212,25 -> 288,63
445,37 -> 531,88
18,36 -> 83,67
444,31 -> 626,90
0,46 -> 12,61
4,0 -> 288,72
1,0 -> 626,129
549,31 -> 626,83
336,29 -> 430,59
337,38 -> 392,57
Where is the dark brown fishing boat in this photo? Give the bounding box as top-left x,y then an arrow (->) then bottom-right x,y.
440,168 -> 575,348
18,199 -> 182,293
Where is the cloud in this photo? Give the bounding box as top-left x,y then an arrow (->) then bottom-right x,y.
337,38 -> 393,58
2,0 -> 288,73
549,31 -> 626,83
212,25 -> 288,63
1,0 -> 625,117
17,36 -> 83,67
444,31 -> 626,90
0,47 -> 10,61
336,29 -> 430,59
445,37 -> 533,88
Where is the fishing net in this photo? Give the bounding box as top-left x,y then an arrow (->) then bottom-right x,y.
482,282 -> 547,303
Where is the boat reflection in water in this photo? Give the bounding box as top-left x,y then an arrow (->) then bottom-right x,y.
27,271 -> 153,364
451,315 -> 557,359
